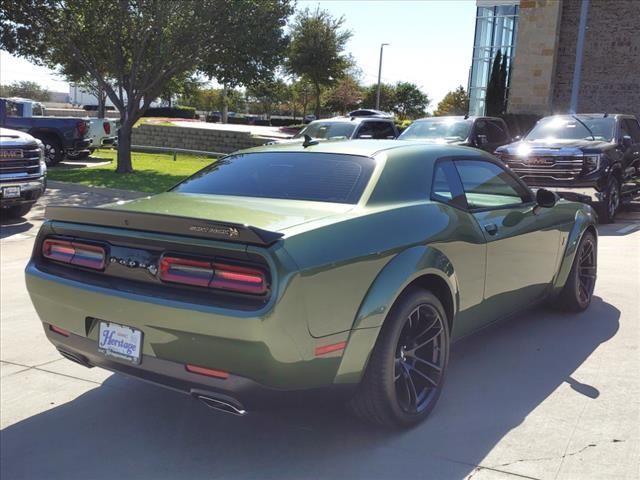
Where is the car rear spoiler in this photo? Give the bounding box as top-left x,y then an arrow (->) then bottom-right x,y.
45,206 -> 284,246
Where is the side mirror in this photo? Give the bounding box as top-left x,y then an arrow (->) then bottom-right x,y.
622,135 -> 632,148
536,188 -> 558,208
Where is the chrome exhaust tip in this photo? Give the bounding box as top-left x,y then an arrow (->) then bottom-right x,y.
196,394 -> 247,416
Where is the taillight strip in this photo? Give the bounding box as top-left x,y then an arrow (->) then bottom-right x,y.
42,238 -> 106,270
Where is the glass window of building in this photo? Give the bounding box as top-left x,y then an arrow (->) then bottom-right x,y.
468,2 -> 519,116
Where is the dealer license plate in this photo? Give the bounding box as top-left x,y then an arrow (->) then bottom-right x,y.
98,322 -> 142,364
2,186 -> 21,198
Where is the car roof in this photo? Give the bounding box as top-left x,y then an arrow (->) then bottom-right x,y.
242,139 -> 482,158
308,116 -> 394,125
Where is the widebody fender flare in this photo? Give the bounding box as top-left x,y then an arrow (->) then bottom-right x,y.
334,245 -> 459,385
551,207 -> 597,293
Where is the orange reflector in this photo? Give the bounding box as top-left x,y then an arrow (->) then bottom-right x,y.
49,325 -> 70,337
185,364 -> 229,379
314,341 -> 347,356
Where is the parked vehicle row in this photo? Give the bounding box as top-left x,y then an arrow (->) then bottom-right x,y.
0,97 -> 118,165
288,111 -> 640,222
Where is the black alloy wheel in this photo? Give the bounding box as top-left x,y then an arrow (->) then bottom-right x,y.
349,288 -> 450,428
559,231 -> 597,312
599,177 -> 620,224
394,304 -> 447,414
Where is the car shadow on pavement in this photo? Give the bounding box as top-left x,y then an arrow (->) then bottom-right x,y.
0,297 -> 620,480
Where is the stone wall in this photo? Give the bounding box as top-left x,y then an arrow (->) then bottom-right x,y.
507,0 -> 564,115
552,0 -> 640,117
131,124 -> 274,154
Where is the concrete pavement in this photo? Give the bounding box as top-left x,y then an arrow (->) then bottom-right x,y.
1,182 -> 638,480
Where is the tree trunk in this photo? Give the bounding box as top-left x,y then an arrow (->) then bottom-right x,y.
116,117 -> 134,173
97,84 -> 106,119
222,85 -> 229,123
314,83 -> 321,119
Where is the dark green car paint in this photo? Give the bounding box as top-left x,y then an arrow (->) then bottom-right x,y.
25,141 -> 596,395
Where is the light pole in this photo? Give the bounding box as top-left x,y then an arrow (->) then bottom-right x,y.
376,43 -> 389,110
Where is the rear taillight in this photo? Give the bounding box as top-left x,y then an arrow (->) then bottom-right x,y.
77,120 -> 88,137
159,256 -> 267,294
103,121 -> 111,135
42,239 -> 106,270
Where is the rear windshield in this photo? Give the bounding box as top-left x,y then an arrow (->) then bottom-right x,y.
294,121 -> 356,140
172,152 -> 375,204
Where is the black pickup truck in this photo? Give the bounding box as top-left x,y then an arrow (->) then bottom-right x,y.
0,97 -> 91,166
495,114 -> 640,223
0,127 -> 47,218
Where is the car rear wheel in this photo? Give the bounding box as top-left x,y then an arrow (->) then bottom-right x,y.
598,177 -> 620,224
349,288 -> 450,428
558,231 -> 597,312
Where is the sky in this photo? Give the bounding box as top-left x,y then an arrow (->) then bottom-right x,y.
0,0 -> 476,109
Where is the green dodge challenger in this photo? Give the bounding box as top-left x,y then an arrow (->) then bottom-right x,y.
25,140 -> 598,427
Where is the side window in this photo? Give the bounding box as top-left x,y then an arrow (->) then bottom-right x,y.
454,159 -> 531,209
474,120 -> 489,146
431,160 -> 467,209
622,119 -> 640,143
371,121 -> 396,139
488,121 -> 509,143
355,122 -> 374,138
5,101 -> 19,117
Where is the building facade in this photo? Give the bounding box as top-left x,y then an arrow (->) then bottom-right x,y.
469,0 -> 640,118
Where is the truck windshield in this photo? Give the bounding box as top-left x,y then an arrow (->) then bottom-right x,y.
173,152 -> 375,204
526,116 -> 615,142
399,118 -> 471,141
294,122 -> 356,140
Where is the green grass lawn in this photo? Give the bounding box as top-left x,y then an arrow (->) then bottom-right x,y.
47,149 -> 216,193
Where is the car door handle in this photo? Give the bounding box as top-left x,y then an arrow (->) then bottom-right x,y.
484,223 -> 498,235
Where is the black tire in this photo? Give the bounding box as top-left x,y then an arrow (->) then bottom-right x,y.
558,231 -> 597,312
1,204 -> 32,219
597,176 -> 620,224
349,287 -> 450,428
39,135 -> 64,166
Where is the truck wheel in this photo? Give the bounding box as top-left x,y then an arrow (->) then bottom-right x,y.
349,287 -> 450,428
1,204 -> 32,219
40,136 -> 63,166
598,177 -> 620,224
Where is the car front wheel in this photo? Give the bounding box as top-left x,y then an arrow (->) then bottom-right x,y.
349,287 -> 450,428
598,177 -> 620,224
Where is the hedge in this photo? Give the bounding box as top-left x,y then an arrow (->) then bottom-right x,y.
145,106 -> 196,119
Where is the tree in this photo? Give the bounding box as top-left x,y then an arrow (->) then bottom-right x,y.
1,0 -> 291,173
246,78 -> 288,119
198,0 -> 292,122
0,80 -> 49,101
433,86 -> 469,116
286,7 -> 352,118
324,75 -> 363,115
362,83 -> 396,112
290,77 -> 314,120
159,73 -> 203,108
393,82 -> 430,120
485,50 -> 507,116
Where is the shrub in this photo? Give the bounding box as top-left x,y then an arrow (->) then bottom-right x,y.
145,106 -> 196,119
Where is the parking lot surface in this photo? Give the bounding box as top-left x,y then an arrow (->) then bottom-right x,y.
1,182 -> 639,480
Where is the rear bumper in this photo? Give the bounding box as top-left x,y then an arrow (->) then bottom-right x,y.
25,262 -> 352,394
44,325 -> 355,411
68,139 -> 92,154
0,178 -> 46,207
